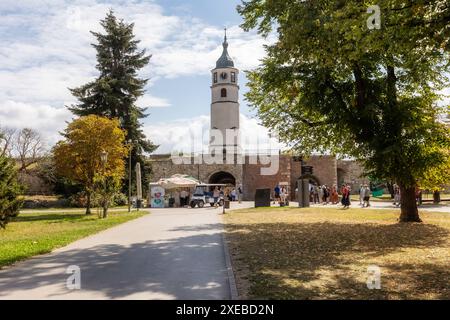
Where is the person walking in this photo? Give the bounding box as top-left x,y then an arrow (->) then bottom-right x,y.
415,186 -> 422,206
331,185 -> 339,204
359,184 -> 365,207
213,187 -> 220,207
313,185 -> 319,204
237,184 -> 243,203
363,185 -> 371,207
280,187 -> 286,206
341,184 -> 351,209
318,186 -> 324,204
180,189 -> 187,207
322,185 -> 329,205
231,188 -> 236,201
274,184 -> 281,204
393,184 -> 401,207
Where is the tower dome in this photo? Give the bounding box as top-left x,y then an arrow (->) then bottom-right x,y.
216,30 -> 234,69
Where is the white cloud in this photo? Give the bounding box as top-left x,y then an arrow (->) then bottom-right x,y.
137,95 -> 171,108
0,101 -> 73,147
0,0 -> 274,152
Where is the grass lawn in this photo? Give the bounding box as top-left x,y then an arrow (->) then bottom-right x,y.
224,207 -> 450,300
0,210 -> 146,268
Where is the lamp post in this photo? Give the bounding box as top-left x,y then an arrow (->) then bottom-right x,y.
128,139 -> 133,213
100,150 -> 108,218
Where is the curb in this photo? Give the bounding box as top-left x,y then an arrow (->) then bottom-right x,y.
221,232 -> 239,300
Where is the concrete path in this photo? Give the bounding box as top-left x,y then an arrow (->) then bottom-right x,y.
299,201 -> 450,213
0,202 -> 253,300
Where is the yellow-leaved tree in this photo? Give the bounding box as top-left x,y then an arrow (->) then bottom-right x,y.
419,148 -> 450,203
54,115 -> 129,217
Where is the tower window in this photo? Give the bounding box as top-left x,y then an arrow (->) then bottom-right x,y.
221,88 -> 227,98
213,72 -> 218,83
231,72 -> 236,83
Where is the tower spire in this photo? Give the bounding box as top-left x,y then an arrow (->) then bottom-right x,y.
216,27 -> 234,68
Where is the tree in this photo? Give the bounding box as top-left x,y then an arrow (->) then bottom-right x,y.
53,115 -> 129,216
68,10 -> 157,191
0,153 -> 23,228
238,0 -> 450,222
14,128 -> 45,173
0,127 -> 15,157
35,155 -> 83,197
418,148 -> 450,203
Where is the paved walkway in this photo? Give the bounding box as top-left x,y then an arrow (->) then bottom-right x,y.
0,202 -> 253,300
299,201 -> 450,213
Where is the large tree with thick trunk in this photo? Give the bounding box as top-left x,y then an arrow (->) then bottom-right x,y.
238,0 -> 450,222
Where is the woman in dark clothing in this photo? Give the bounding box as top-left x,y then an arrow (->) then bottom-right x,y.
341,184 -> 351,209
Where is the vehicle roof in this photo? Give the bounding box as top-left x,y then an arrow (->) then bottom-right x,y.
196,184 -> 228,187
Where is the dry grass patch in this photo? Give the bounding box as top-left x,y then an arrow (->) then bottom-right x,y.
223,207 -> 450,300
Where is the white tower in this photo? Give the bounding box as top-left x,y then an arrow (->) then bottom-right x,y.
210,30 -> 240,156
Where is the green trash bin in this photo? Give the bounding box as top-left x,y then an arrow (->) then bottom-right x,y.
372,189 -> 383,197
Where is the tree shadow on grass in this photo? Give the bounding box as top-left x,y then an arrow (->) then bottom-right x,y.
224,221 -> 450,299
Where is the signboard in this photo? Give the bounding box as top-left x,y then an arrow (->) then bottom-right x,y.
150,186 -> 165,208
301,166 -> 313,175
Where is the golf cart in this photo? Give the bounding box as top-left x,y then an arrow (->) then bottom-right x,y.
190,184 -> 227,208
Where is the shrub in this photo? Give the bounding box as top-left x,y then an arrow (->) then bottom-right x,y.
0,155 -> 23,228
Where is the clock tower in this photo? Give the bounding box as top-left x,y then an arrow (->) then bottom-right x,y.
210,30 -> 240,156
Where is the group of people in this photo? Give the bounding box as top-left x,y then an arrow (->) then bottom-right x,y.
222,185 -> 243,202
310,185 -> 340,205
308,183 -> 371,209
273,185 -> 289,205
358,184 -> 371,208
170,189 -> 191,208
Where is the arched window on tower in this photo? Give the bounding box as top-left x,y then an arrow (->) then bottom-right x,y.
221,88 -> 227,98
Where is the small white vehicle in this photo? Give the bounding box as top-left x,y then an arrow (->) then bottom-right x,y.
190,184 -> 227,208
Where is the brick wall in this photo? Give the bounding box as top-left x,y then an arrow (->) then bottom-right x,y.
336,160 -> 369,194
149,154 -> 338,201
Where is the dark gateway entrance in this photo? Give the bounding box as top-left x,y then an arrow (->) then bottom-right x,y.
209,171 -> 236,186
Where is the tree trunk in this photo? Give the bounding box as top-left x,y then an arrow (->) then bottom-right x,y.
86,191 -> 92,215
399,185 -> 421,222
102,204 -> 108,219
386,182 -> 395,199
102,196 -> 109,219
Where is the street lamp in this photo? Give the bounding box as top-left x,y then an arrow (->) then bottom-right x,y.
128,139 -> 133,213
100,150 -> 108,218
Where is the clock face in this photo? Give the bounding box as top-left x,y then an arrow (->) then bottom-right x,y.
220,72 -> 227,80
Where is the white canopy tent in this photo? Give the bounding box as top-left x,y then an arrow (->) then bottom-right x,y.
156,174 -> 200,190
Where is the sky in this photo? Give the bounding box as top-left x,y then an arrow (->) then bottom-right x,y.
0,0 -> 281,154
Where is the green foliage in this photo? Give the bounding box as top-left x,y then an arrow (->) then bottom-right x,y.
35,155 -> 83,197
0,155 -> 23,228
68,10 -> 157,188
419,149 -> 450,191
113,192 -> 128,206
239,0 -> 450,195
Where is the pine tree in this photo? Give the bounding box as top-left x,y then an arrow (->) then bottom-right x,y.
68,11 -> 157,190
0,154 -> 23,228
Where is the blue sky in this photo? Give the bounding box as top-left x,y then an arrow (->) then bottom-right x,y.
0,0 -> 280,153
